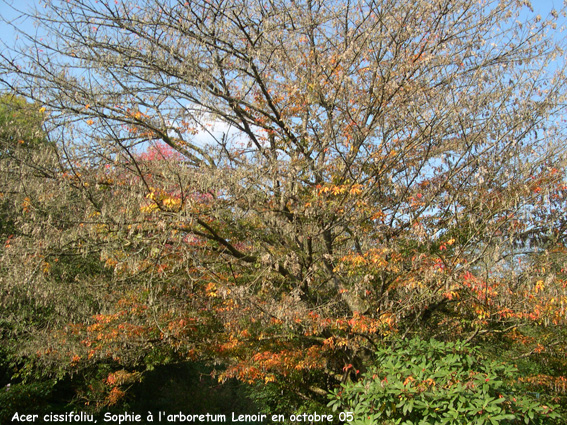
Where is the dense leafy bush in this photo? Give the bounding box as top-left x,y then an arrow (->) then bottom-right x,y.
329,338 -> 560,424
0,380 -> 55,424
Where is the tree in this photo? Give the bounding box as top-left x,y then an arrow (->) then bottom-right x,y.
1,0 -> 567,410
0,93 -> 53,342
0,94 -> 76,421
0,94 -> 47,239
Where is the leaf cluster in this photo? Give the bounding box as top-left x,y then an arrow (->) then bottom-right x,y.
329,338 -> 561,425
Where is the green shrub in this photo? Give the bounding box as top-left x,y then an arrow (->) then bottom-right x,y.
328,338 -> 561,424
0,380 -> 55,423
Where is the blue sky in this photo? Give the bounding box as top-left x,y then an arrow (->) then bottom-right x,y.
0,1 -> 33,49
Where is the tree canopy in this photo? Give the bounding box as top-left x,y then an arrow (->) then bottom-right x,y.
1,0 -> 567,416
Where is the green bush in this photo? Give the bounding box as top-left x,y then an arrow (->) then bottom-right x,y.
0,380 -> 55,423
328,338 -> 561,425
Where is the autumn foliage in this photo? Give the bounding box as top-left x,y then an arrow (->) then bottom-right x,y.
1,0 -> 567,417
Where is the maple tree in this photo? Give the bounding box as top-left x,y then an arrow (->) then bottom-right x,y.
2,0 -> 567,413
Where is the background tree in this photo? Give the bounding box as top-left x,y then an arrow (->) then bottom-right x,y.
0,94 -> 46,239
1,0 -> 567,413
0,93 -> 77,421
